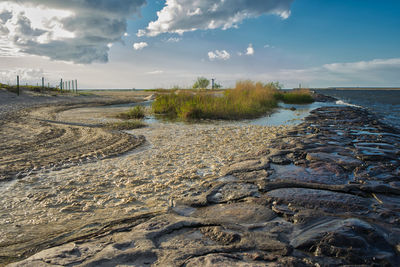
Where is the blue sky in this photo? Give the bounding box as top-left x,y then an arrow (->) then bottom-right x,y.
0,0 -> 399,89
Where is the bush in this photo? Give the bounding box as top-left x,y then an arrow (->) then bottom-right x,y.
116,106 -> 145,120
193,77 -> 210,90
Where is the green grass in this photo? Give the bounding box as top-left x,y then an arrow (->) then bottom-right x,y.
105,120 -> 147,130
115,106 -> 146,120
274,89 -> 314,104
152,81 -> 280,120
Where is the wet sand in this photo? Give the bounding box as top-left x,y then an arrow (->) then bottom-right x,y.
2,90 -> 400,266
0,92 -> 289,264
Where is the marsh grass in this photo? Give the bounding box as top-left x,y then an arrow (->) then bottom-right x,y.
116,106 -> 146,120
275,89 -> 314,104
152,81 -> 279,120
105,120 -> 146,130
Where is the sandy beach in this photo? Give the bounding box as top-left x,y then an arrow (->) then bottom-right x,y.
0,90 -> 289,264
1,89 -> 400,266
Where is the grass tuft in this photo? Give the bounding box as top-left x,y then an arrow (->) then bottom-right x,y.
115,106 -> 145,120
274,89 -> 314,104
105,120 -> 146,130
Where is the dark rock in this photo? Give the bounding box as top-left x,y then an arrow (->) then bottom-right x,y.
192,202 -> 276,224
221,158 -> 270,176
291,218 -> 397,265
207,183 -> 259,203
312,93 -> 338,102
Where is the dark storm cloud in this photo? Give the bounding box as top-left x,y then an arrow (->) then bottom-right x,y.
0,0 -> 146,63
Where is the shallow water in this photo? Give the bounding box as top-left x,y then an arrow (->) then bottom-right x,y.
246,102 -> 334,126
106,101 -> 334,127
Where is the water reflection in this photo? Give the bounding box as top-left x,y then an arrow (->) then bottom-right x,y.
246,102 -> 334,126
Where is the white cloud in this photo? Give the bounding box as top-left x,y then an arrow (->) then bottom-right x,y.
133,42 -> 148,50
208,50 -> 230,61
146,70 -> 164,75
0,0 -> 146,63
260,58 -> 400,87
246,44 -> 254,55
165,37 -> 182,43
322,58 -> 400,73
0,68 -> 44,84
138,0 -> 294,37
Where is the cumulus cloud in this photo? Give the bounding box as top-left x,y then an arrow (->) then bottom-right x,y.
138,0 -> 294,37
246,44 -> 254,55
238,44 -> 254,56
133,42 -> 148,50
0,0 -> 146,63
208,50 -> 230,61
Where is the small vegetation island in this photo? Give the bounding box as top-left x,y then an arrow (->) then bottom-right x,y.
151,79 -> 314,121
112,105 -> 147,130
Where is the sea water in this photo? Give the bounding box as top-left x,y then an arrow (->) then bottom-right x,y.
315,89 -> 400,129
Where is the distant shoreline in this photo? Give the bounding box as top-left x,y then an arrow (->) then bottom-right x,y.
312,87 -> 400,91
77,87 -> 400,91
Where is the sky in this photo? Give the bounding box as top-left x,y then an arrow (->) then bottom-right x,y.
0,0 -> 399,89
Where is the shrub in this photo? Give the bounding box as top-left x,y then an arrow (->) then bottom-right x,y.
193,77 -> 210,90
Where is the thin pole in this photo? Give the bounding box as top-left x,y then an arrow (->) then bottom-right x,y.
60,79 -> 63,91
42,77 -> 44,90
17,75 -> 20,96
75,80 -> 78,93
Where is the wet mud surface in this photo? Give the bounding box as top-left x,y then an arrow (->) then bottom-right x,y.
5,105 -> 400,266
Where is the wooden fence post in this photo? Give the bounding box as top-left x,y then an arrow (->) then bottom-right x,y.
17,75 -> 20,96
